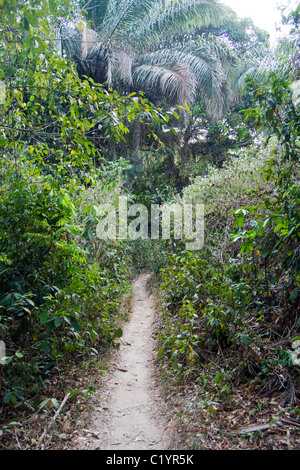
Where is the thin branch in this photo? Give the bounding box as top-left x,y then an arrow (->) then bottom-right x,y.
36,392 -> 71,450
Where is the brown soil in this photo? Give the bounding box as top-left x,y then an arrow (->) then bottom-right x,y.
75,273 -> 172,450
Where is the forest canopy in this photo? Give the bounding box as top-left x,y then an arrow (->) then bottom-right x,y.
0,0 -> 299,450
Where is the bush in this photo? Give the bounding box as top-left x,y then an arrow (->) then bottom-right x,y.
0,163 -> 133,408
157,137 -> 300,403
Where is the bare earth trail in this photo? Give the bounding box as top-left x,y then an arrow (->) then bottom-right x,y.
77,273 -> 172,450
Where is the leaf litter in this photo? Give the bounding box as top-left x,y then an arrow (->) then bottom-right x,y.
1,274 -> 299,450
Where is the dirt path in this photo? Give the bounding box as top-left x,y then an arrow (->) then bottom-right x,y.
77,273 -> 172,450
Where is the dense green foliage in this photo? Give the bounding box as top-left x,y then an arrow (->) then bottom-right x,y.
156,65 -> 300,406
0,0 -> 299,446
64,0 -> 230,114
0,0 -> 172,410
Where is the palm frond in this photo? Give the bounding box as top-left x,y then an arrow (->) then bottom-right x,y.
100,0 -> 159,42
76,43 -> 109,84
131,0 -> 224,50
81,21 -> 100,58
109,50 -> 133,88
153,0 -> 223,31
276,37 -> 300,76
132,61 -> 197,106
58,17 -> 99,59
141,46 -> 229,116
79,0 -> 111,30
232,51 -> 291,93
56,0 -> 232,116
59,20 -> 82,59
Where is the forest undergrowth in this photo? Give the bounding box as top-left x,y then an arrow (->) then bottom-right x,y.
0,0 -> 299,452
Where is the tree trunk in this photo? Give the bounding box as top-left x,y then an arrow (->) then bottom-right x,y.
133,119 -> 143,156
180,124 -> 192,165
107,138 -> 116,161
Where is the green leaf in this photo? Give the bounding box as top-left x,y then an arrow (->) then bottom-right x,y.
23,16 -> 30,31
65,224 -> 84,236
157,347 -> 164,359
4,392 -> 13,404
23,11 -> 39,27
234,216 -> 244,228
214,371 -> 224,384
250,220 -> 259,228
69,316 -> 81,331
274,223 -> 283,233
0,293 -> 12,307
290,287 -> 299,302
235,333 -> 253,345
50,398 -> 59,409
48,0 -> 56,15
38,397 -> 51,411
40,311 -> 48,324
41,340 -> 51,356
113,327 -> 123,339
56,216 -> 70,226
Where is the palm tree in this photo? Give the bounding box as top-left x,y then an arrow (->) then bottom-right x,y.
56,0 -> 233,117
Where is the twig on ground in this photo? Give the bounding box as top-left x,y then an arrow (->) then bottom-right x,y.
37,392 -> 71,449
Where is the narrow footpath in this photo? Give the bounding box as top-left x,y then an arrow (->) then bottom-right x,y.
77,273 -> 172,450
